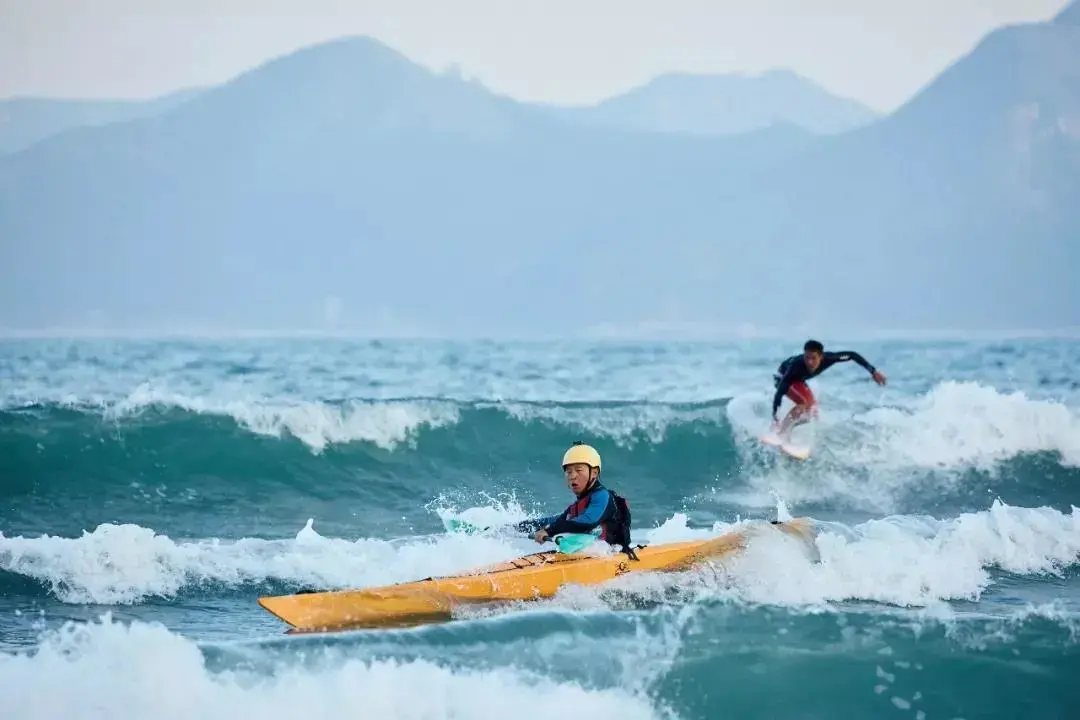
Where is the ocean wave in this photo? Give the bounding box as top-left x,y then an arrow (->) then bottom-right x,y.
726,380 -> 1080,470
1,601 -> 1076,720
3,501 -> 1078,614
3,381 -> 1078,528
0,614 -> 673,720
10,379 -> 1078,461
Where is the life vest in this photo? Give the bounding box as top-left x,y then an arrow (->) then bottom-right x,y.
565,482 -> 637,560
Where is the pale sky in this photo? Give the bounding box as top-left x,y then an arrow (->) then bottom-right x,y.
0,0 -> 1071,112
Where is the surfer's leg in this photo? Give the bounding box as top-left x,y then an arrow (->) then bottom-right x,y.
784,406 -> 814,430
778,381 -> 817,434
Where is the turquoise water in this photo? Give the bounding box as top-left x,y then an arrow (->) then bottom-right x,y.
1,337 -> 1079,719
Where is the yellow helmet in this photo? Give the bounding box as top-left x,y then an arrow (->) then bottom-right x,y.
562,442 -> 601,472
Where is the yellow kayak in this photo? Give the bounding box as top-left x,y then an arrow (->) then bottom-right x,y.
258,518 -> 816,633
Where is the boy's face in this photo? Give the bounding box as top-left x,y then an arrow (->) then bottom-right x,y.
804,350 -> 824,372
564,463 -> 595,495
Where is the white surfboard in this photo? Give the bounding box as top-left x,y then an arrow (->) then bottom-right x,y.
759,432 -> 811,460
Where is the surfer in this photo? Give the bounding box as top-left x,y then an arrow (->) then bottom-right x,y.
771,339 -> 887,435
515,442 -> 636,559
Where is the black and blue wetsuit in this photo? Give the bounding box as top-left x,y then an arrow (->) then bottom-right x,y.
771,350 -> 877,418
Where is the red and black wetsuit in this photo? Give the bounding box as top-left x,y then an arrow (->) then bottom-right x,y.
515,481 -> 635,556
772,351 -> 877,419
516,482 -> 617,540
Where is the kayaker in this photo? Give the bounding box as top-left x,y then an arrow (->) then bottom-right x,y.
515,441 -> 637,559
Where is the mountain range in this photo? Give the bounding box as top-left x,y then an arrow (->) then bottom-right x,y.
0,64 -> 873,156
0,88 -> 203,155
0,2 -> 1077,336
553,69 -> 878,136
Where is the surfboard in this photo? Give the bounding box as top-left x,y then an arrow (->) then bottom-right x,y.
758,432 -> 811,460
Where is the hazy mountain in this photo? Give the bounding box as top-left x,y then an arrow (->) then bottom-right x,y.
727,11 -> 1080,330
0,88 -> 203,155
0,37 -> 816,335
0,12 -> 1076,337
557,69 -> 879,136
1056,0 -> 1080,24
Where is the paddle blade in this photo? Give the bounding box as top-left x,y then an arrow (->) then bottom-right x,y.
443,518 -> 488,535
553,531 -> 601,554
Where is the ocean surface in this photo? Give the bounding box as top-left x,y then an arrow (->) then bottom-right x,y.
1,337 -> 1079,719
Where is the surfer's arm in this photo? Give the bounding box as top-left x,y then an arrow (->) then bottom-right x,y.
830,350 -> 876,374
544,490 -> 611,536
